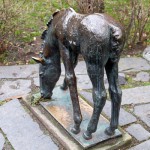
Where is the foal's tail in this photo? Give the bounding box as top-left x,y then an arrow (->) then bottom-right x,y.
109,25 -> 126,63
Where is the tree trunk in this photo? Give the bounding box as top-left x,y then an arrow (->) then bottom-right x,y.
76,0 -> 104,14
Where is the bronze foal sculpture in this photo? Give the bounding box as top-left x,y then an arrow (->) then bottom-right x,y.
33,8 -> 125,140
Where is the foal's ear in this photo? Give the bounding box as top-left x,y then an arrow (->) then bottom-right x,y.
32,57 -> 45,64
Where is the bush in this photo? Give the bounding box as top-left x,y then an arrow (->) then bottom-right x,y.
105,0 -> 150,49
76,0 -> 104,13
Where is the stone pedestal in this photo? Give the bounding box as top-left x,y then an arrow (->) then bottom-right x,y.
40,87 -> 122,149
22,86 -> 132,149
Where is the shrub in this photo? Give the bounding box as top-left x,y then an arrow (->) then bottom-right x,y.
105,0 -> 150,49
76,0 -> 104,13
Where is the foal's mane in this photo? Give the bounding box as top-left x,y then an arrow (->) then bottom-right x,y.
41,10 -> 60,40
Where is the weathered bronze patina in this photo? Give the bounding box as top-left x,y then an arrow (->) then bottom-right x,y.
33,8 -> 125,140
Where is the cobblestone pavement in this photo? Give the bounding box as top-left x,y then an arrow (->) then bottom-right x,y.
0,57 -> 150,150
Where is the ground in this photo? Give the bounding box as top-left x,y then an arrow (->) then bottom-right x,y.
0,37 -> 147,66
0,57 -> 150,149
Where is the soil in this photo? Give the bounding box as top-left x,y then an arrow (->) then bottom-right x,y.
0,37 -> 146,66
0,37 -> 42,66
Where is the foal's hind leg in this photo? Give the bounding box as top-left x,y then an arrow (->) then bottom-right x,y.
105,59 -> 122,135
83,63 -> 107,140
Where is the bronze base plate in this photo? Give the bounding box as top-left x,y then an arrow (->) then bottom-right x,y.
40,87 -> 122,149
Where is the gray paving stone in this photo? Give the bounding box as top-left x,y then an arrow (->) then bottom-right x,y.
79,91 -> 137,126
75,61 -> 87,75
102,101 -> 137,126
119,73 -> 126,85
126,124 -> 150,141
77,75 -> 92,89
129,140 -> 150,150
33,76 -> 65,87
0,64 -> 39,79
133,72 -> 150,82
56,76 -> 65,86
143,46 -> 150,62
0,99 -> 58,150
122,86 -> 150,105
33,78 -> 39,87
0,133 -> 5,150
0,80 -> 31,101
61,61 -> 87,75
62,57 -> 150,74
119,57 -> 150,72
134,103 -> 150,128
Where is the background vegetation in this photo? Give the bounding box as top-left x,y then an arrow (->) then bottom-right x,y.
0,0 -> 150,65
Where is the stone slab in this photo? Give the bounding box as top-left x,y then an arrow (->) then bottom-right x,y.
0,133 -> 5,150
77,75 -> 92,90
143,46 -> 150,62
22,96 -> 132,150
119,57 -> 150,72
0,80 -> 31,101
40,87 -> 122,149
122,86 -> 150,105
33,77 -> 40,87
134,103 -> 150,127
0,64 -> 39,79
126,124 -> 150,141
133,72 -> 150,82
79,91 -> 137,126
129,140 -> 150,150
33,76 -> 65,87
61,61 -> 87,75
0,99 -> 58,150
61,57 -> 150,74
102,101 -> 137,126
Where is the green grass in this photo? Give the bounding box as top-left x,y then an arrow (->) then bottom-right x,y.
121,74 -> 150,89
1,0 -> 149,45
0,51 -> 8,63
15,0 -> 77,42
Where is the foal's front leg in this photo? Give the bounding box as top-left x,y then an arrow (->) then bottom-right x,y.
59,42 -> 82,134
61,52 -> 79,90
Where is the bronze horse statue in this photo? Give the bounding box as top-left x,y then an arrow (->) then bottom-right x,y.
33,8 -> 125,140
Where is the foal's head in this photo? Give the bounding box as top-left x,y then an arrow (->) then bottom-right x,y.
32,10 -> 61,99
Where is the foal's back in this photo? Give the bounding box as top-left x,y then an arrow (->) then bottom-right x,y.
53,8 -> 125,63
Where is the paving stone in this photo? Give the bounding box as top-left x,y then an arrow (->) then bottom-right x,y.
75,61 -> 87,75
143,46 -> 150,62
129,140 -> 150,150
61,61 -> 87,75
0,64 -> 39,79
126,124 -> 150,141
33,76 -> 65,87
79,91 -> 137,126
119,73 -> 126,85
62,57 -> 150,74
134,103 -> 150,127
77,75 -> 92,89
0,133 -> 5,150
102,101 -> 137,126
0,99 -> 58,150
119,57 -> 150,72
133,72 -> 150,82
0,80 -> 31,101
122,86 -> 150,105
56,76 -> 65,86
33,78 -> 39,87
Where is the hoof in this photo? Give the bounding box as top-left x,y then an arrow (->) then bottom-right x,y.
60,85 -> 68,91
105,127 -> 115,136
71,127 -> 80,134
83,131 -> 92,140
